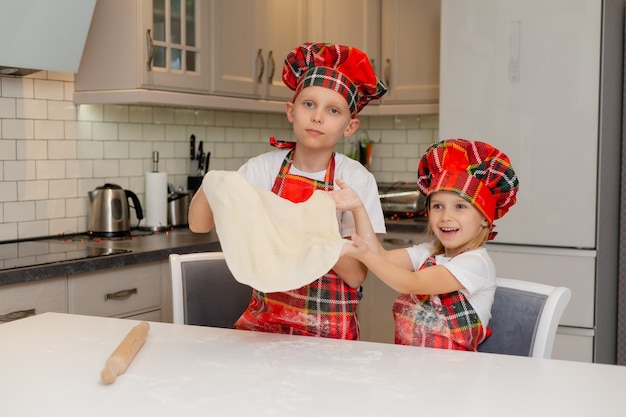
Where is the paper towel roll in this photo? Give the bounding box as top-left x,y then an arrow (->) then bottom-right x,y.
145,172 -> 168,228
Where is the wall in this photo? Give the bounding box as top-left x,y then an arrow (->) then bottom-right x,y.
0,71 -> 439,241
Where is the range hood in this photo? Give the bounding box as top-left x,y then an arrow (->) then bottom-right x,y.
0,0 -> 97,76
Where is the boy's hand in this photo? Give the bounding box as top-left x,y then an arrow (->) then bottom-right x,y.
330,178 -> 364,211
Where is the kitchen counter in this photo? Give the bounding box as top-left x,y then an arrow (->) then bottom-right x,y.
0,228 -> 220,288
3,312 -> 626,416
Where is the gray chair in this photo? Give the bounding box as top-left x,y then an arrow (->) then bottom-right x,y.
477,277 -> 571,359
169,252 -> 252,328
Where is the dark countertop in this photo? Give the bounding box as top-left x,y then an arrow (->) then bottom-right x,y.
0,219 -> 426,288
0,228 -> 221,288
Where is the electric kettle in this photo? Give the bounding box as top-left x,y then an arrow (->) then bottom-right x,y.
88,184 -> 144,237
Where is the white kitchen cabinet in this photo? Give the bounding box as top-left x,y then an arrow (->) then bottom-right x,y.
379,0 -> 440,104
306,0 -> 380,68
75,0 -> 210,95
68,261 -> 163,320
358,231 -> 429,344
210,0 -> 309,101
0,277 -> 67,323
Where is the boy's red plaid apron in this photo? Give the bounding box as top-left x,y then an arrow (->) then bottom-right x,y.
234,148 -> 361,339
392,255 -> 486,350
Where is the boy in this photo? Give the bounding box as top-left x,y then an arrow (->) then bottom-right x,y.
188,43 -> 387,339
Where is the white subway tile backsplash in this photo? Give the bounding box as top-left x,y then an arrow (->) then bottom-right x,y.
129,106 -> 153,123
103,141 -> 129,159
34,120 -> 64,140
49,179 -> 78,199
17,140 -> 47,160
65,160 -> 92,179
0,97 -> 16,118
34,80 -> 64,100
76,141 -> 103,159
93,160 -> 119,178
0,141 -> 16,161
18,220 -> 48,239
5,201 -> 36,222
0,182 -> 17,202
3,119 -> 34,140
36,160 -> 66,179
143,123 -> 165,141
17,98 -> 47,119
92,122 -> 118,141
36,199 -> 66,219
0,73 -> 438,240
48,100 -> 77,121
103,104 -> 129,122
1,77 -> 33,98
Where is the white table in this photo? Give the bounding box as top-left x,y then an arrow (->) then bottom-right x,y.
1,313 -> 623,416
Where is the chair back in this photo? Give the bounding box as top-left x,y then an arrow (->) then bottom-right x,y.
477,277 -> 571,359
170,252 -> 252,327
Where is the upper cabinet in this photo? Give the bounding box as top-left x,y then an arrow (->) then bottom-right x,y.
380,0 -> 440,104
75,0 -> 210,95
210,0 -> 309,101
74,0 -> 440,115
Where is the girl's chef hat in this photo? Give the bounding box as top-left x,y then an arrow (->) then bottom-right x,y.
417,139 -> 519,238
282,42 -> 387,116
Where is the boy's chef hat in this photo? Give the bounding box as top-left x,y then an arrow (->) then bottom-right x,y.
282,42 -> 387,116
417,139 -> 519,232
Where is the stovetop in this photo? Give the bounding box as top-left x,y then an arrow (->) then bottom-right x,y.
0,229 -> 156,271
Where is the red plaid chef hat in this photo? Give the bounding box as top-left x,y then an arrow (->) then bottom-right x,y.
417,139 -> 519,238
282,42 -> 387,116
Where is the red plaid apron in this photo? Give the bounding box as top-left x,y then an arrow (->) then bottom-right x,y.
393,255 -> 486,350
234,148 -> 360,339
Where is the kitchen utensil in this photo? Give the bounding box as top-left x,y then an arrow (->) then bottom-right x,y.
168,192 -> 190,226
189,134 -> 196,160
88,184 -> 144,237
100,321 -> 150,385
204,151 -> 211,173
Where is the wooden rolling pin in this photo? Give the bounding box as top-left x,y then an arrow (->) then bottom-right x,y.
100,321 -> 150,385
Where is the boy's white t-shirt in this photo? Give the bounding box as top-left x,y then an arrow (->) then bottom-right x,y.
238,149 -> 386,237
404,243 -> 497,329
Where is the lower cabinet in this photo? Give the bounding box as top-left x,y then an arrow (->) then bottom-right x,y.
68,261 -> 164,320
0,277 -> 67,323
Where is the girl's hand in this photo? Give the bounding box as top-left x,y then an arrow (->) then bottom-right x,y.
341,234 -> 369,258
331,178 -> 364,211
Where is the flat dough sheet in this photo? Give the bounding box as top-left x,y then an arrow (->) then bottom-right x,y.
203,170 -> 347,292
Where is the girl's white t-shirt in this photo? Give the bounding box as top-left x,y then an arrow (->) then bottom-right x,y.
404,243 -> 497,329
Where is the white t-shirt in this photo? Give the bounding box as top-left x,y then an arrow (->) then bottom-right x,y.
238,149 -> 386,237
405,242 -> 496,329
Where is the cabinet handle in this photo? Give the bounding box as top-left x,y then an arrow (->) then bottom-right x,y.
105,288 -> 138,301
267,50 -> 275,83
256,48 -> 265,83
146,29 -> 154,71
382,237 -> 413,246
383,58 -> 391,87
0,308 -> 36,322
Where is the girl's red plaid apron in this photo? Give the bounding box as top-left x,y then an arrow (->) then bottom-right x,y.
234,148 -> 361,339
392,255 -> 487,350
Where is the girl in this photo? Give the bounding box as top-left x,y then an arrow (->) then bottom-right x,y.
332,139 -> 519,350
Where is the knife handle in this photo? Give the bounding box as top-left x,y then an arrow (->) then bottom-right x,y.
101,321 -> 150,385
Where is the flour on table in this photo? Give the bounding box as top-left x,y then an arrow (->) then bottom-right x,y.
203,170 -> 347,292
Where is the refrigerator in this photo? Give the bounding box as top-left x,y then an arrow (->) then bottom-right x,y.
439,0 -> 623,363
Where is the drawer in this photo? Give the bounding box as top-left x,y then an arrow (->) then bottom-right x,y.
0,277 -> 67,322
68,261 -> 162,318
485,244 -> 595,328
